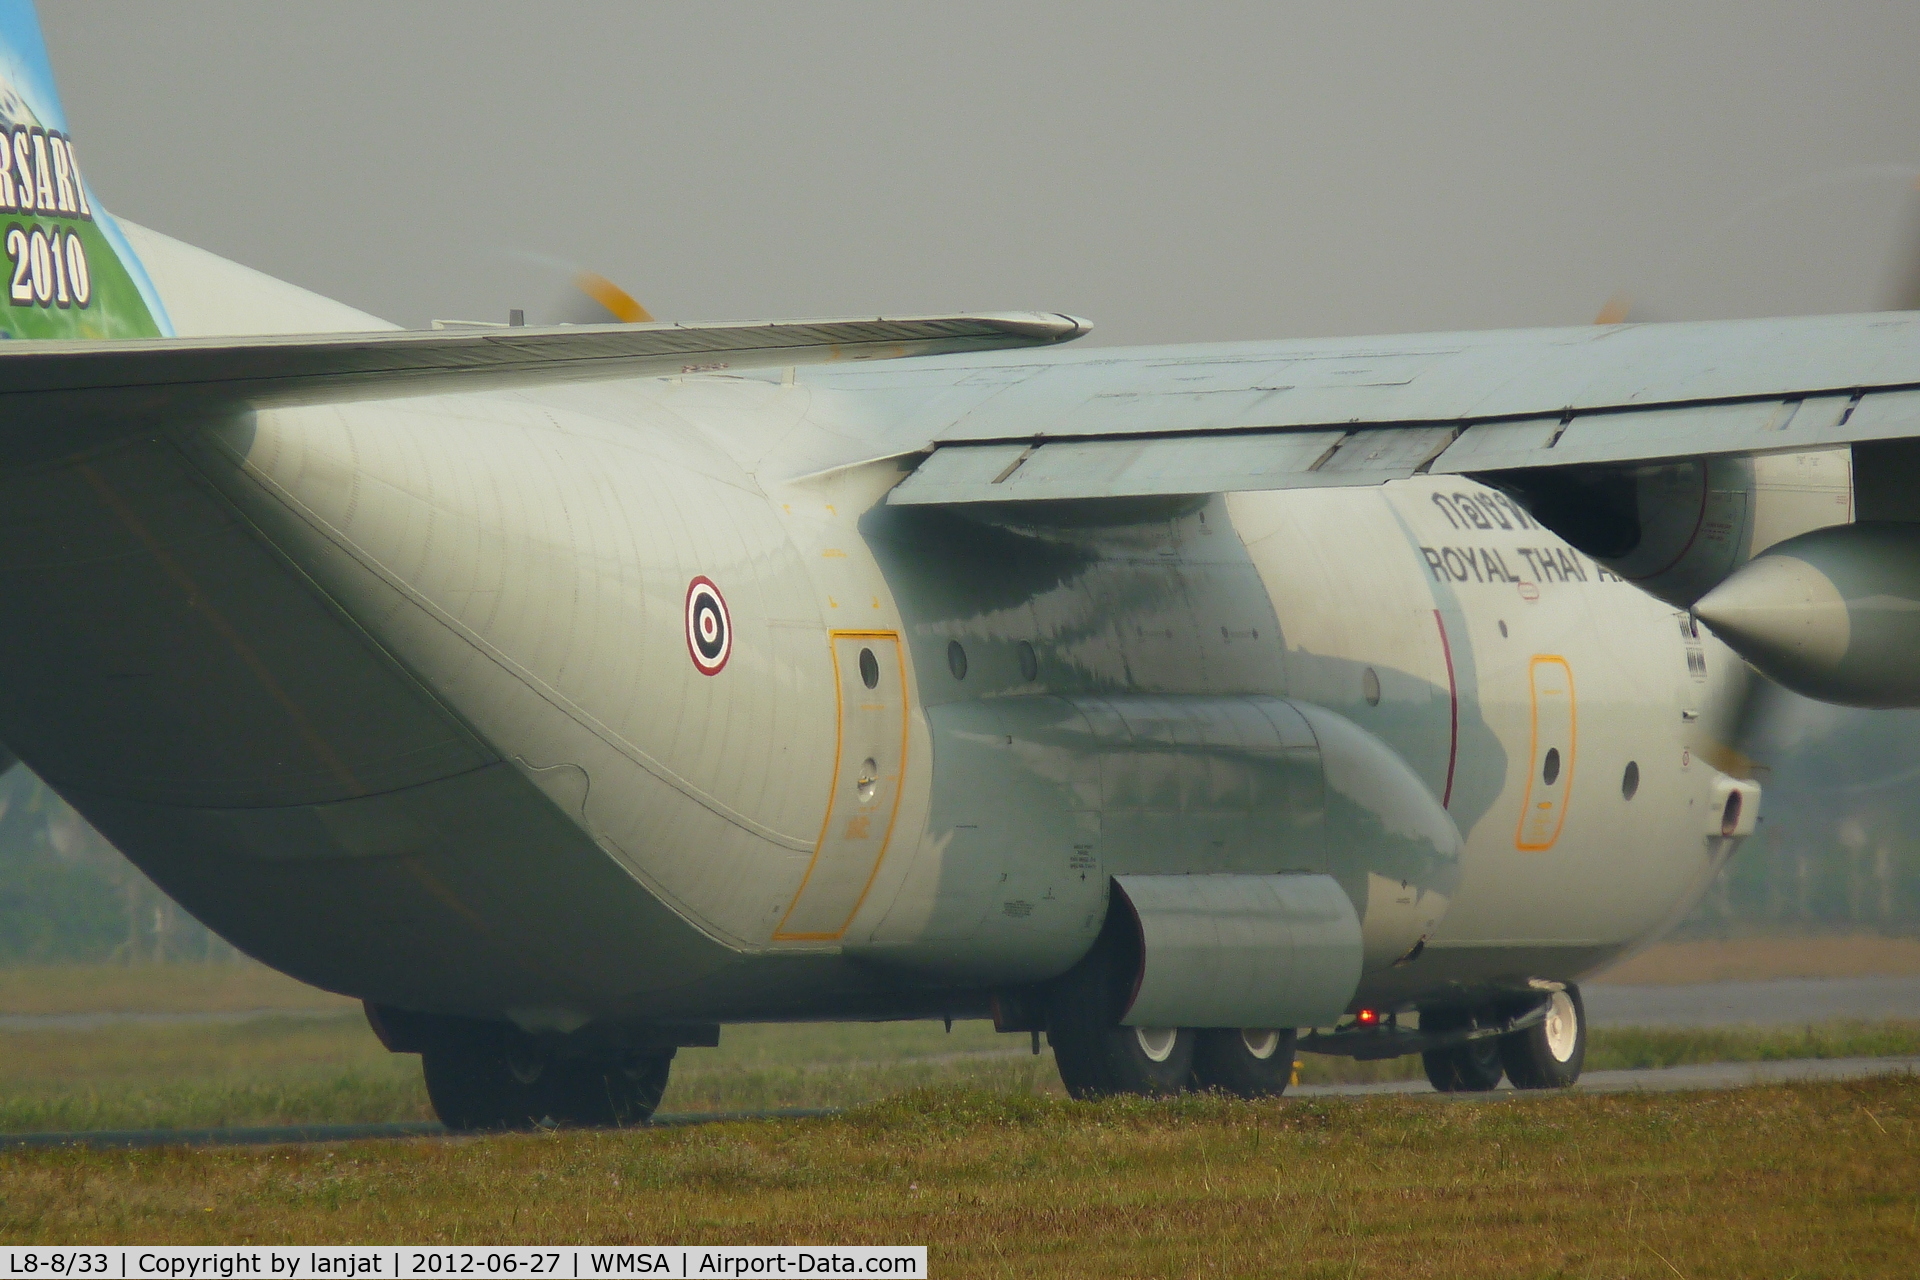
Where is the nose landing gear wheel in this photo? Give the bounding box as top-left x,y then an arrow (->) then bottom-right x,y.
1192,1028 -> 1298,1098
1419,1008 -> 1505,1093
1500,985 -> 1586,1089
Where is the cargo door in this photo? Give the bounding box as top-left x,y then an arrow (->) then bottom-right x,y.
774,632 -> 908,940
1516,655 -> 1575,850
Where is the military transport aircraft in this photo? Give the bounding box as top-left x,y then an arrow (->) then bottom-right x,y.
1,1 -> 1915,1129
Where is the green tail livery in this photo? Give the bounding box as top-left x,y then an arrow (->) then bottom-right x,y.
0,0 -> 165,338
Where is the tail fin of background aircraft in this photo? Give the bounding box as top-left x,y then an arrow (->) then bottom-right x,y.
0,0 -> 167,338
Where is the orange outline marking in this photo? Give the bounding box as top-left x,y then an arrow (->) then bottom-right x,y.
773,630 -> 908,941
1515,655 -> 1576,851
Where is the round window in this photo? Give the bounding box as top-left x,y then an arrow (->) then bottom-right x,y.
1542,747 -> 1561,786
1017,640 -> 1038,682
948,639 -> 969,680
1362,667 -> 1381,707
858,648 -> 879,689
1621,760 -> 1640,800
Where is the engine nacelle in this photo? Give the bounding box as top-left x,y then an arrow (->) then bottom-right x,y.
1494,449 -> 1853,609
1692,521 -> 1920,708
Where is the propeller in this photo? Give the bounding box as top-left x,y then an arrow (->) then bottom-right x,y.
1592,293 -> 1634,325
1606,172 -> 1920,873
500,249 -> 655,326
1594,166 -> 1920,324
566,271 -> 653,325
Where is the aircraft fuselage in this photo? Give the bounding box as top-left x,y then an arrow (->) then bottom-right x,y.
0,360 -> 1756,1033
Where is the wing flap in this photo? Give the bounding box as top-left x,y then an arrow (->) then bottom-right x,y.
887,426 -> 1455,505
1431,390 -> 1920,474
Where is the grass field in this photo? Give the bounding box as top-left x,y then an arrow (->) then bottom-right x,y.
0,948 -> 1915,1132
2,930 -> 1914,1020
0,964 -> 354,1016
0,1078 -> 1912,1275
1,1010 -> 1917,1132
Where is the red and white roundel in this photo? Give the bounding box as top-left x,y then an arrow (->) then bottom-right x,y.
684,577 -> 731,676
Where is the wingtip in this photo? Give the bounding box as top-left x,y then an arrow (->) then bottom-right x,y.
973,312 -> 1093,343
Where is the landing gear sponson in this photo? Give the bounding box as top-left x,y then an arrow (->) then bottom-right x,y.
1040,928 -> 1301,1100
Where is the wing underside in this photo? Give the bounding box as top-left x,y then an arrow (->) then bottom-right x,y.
858,310 -> 1920,504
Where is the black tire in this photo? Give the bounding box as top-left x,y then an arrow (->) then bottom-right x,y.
421,1025 -> 555,1132
1420,1008 -> 1505,1093
1046,929 -> 1194,1099
1192,1028 -> 1298,1098
1500,986 -> 1586,1089
546,1051 -> 673,1127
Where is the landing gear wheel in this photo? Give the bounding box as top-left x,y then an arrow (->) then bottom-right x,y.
420,1023 -> 675,1131
545,1051 -> 674,1126
421,1026 -> 554,1132
1050,1021 -> 1195,1100
1193,1028 -> 1298,1098
1500,986 -> 1586,1089
1046,933 -> 1194,1098
1420,1008 -> 1505,1093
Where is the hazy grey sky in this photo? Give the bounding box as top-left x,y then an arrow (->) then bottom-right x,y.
36,2 -> 1920,344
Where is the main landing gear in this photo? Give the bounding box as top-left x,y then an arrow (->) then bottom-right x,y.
421,1025 -> 673,1132
1044,932 -> 1298,1100
367,1006 -> 674,1132
1040,924 -> 1587,1099
1422,986 -> 1587,1093
1046,932 -> 1196,1097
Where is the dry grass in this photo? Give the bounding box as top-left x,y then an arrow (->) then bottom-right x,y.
1594,934 -> 1920,984
0,964 -> 354,1016
0,1078 -> 1912,1276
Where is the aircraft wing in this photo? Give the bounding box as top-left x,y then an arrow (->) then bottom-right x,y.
0,311 -> 1090,459
874,310 -> 1920,504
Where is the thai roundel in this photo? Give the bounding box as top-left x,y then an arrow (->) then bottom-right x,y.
684,577 -> 731,676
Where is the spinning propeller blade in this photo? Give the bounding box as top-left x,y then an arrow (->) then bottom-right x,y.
571,272 -> 653,324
